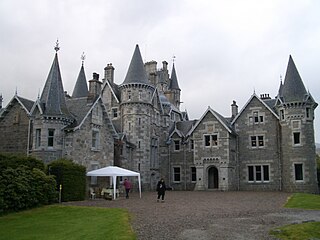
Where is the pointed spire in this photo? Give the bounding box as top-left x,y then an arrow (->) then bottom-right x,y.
281,55 -> 308,102
40,49 -> 69,116
169,63 -> 180,90
122,44 -> 149,85
72,53 -> 88,98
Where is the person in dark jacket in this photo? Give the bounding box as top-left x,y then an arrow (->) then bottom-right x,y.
123,179 -> 131,199
156,178 -> 166,202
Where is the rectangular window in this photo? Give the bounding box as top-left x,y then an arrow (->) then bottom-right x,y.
173,167 -> 181,182
280,110 -> 285,120
35,129 -> 41,148
204,134 -> 218,147
293,132 -> 300,145
128,90 -> 131,100
294,163 -> 303,181
174,140 -> 180,151
48,129 -> 55,147
112,108 -> 118,118
254,111 -> 259,123
190,139 -> 194,150
251,136 -> 257,147
92,130 -> 99,149
251,135 -> 264,148
139,90 -> 142,100
211,135 -> 218,146
247,165 -> 269,183
250,111 -> 264,124
191,167 -> 196,182
204,135 -> 210,146
248,166 -> 254,181
255,166 -> 262,181
258,136 -> 264,147
306,108 -> 310,118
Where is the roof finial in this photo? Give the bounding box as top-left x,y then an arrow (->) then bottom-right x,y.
54,39 -> 60,52
81,52 -> 86,66
15,87 -> 18,96
172,55 -> 176,63
280,74 -> 282,83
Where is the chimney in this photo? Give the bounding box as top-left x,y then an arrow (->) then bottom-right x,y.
104,63 -> 115,84
162,61 -> 168,71
260,93 -> 271,100
231,100 -> 238,118
88,72 -> 102,101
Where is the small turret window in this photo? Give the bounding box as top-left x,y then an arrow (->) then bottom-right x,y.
294,163 -> 303,181
48,129 -> 55,147
293,132 -> 301,145
280,110 -> 285,120
306,107 -> 310,118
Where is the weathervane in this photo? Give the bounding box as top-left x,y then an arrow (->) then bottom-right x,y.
54,39 -> 60,52
172,55 -> 176,63
81,52 -> 86,65
280,74 -> 283,83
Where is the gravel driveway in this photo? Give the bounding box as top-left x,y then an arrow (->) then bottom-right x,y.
63,191 -> 320,240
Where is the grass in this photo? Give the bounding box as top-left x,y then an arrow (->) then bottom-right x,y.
0,205 -> 136,240
269,193 -> 320,239
284,193 -> 320,210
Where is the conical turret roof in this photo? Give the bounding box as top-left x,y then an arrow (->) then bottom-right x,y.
72,64 -> 88,98
169,63 -> 180,90
122,45 -> 149,85
40,53 -> 70,116
281,55 -> 308,102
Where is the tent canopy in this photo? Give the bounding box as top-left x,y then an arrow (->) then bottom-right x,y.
86,166 -> 141,199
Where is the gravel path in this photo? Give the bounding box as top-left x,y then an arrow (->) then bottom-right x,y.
63,191 -> 320,240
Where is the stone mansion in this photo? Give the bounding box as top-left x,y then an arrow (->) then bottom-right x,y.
0,44 -> 318,193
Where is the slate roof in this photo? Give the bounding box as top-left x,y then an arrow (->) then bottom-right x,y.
16,96 -> 34,112
169,63 -> 180,90
121,45 -> 149,85
0,95 -> 35,119
280,55 -> 308,102
72,64 -> 88,98
65,97 -> 91,128
40,53 -> 70,116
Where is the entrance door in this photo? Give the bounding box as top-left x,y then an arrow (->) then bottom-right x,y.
208,167 -> 219,189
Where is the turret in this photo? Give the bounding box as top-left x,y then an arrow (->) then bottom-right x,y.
276,55 -> 318,193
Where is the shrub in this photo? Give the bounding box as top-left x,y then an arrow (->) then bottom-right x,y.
47,159 -> 86,202
0,154 -> 57,215
0,153 -> 44,171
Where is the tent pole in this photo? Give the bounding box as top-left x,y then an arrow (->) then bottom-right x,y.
113,176 -> 117,200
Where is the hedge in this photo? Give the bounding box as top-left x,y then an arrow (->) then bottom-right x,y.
47,159 -> 86,202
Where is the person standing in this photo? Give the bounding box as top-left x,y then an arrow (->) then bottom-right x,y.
157,178 -> 166,202
123,179 -> 131,199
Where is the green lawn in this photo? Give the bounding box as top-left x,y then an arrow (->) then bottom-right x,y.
0,205 -> 136,240
270,193 -> 320,240
284,193 -> 320,210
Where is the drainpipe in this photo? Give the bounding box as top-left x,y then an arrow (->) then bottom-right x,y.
27,118 -> 31,156
184,140 -> 187,190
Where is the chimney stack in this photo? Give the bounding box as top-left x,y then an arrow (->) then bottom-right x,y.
104,63 -> 115,84
88,72 -> 102,101
231,100 -> 238,119
260,93 -> 271,100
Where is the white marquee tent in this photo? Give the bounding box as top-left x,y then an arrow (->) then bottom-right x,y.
86,166 -> 141,200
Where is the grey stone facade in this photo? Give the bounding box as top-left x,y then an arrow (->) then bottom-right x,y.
0,46 -> 318,193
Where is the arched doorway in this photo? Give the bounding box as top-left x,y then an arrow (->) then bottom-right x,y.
208,166 -> 219,189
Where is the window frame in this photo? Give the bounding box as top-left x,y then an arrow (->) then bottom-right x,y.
247,164 -> 270,183
293,132 -> 301,145
294,163 -> 304,182
91,129 -> 100,150
35,128 -> 41,148
173,167 -> 181,182
191,167 -> 196,182
47,129 -> 55,147
204,134 -> 218,147
173,139 -> 180,151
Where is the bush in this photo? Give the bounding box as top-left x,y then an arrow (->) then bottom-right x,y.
47,159 -> 86,202
0,153 -> 44,172
0,154 -> 57,215
0,166 -> 57,214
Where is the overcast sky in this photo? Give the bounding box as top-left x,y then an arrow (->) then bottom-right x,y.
0,0 -> 319,142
